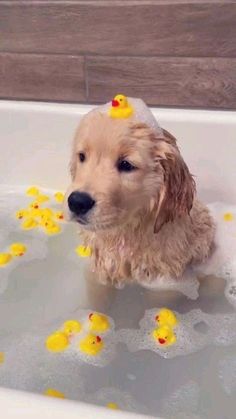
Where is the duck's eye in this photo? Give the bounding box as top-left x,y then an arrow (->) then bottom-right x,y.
78,152 -> 86,163
117,160 -> 137,173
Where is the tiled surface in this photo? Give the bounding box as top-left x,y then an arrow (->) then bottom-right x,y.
0,1 -> 236,109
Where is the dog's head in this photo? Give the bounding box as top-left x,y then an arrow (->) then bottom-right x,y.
66,111 -> 195,232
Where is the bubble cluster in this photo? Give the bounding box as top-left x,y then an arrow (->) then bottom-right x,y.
118,308 -> 236,359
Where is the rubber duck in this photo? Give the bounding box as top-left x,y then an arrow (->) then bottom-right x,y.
26,186 -> 40,196
54,192 -> 65,203
152,325 -> 176,346
15,209 -> 29,220
75,245 -> 92,258
21,217 -> 38,230
54,211 -> 64,221
63,320 -> 82,337
10,243 -> 27,257
223,212 -> 234,222
89,312 -> 110,332
107,402 -> 119,410
0,253 -> 12,267
36,194 -> 49,203
155,308 -> 178,328
44,222 -> 61,235
29,208 -> 42,219
46,331 -> 69,352
109,94 -> 133,119
0,352 -> 5,364
29,201 -> 40,210
79,333 -> 103,356
44,388 -> 65,399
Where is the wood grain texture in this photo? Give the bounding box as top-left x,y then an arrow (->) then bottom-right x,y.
1,2 -> 236,57
87,56 -> 236,109
0,53 -> 86,102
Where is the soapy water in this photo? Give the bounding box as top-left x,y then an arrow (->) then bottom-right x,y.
1,186 -> 236,418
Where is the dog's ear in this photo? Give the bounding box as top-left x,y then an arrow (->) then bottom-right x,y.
153,130 -> 196,233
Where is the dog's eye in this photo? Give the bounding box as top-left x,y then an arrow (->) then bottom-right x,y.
78,152 -> 86,163
117,160 -> 137,173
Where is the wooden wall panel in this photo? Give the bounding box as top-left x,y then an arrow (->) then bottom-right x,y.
0,1 -> 236,57
0,1 -> 236,109
87,56 -> 236,108
0,53 -> 86,102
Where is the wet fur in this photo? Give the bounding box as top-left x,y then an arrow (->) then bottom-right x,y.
66,112 -> 215,287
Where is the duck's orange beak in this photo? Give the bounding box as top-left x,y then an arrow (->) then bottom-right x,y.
112,99 -> 119,107
158,338 -> 166,345
96,336 -> 101,343
89,313 -> 93,320
155,315 -> 159,321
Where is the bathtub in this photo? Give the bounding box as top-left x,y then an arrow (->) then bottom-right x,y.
0,100 -> 236,419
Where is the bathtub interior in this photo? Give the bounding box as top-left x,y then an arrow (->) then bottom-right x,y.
0,101 -> 236,419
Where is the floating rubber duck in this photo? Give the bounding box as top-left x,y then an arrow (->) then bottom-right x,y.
54,211 -> 64,221
26,186 -> 40,196
44,388 -> 65,399
223,212 -> 234,222
152,325 -> 176,346
75,245 -> 92,258
79,333 -> 103,356
29,201 -> 40,210
63,320 -> 82,337
36,194 -> 50,203
0,352 -> 5,364
10,243 -> 27,257
109,94 -> 133,119
54,192 -> 65,203
155,308 -> 178,328
89,312 -> 110,333
46,331 -> 69,352
29,208 -> 42,218
15,209 -> 29,220
107,402 -> 119,410
21,217 -> 38,230
44,222 -> 61,235
0,253 -> 12,267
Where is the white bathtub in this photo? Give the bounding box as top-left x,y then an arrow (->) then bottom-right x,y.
0,100 -> 236,419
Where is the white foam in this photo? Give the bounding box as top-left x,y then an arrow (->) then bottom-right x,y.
218,355 -> 236,395
117,308 -> 236,359
94,97 -> 163,136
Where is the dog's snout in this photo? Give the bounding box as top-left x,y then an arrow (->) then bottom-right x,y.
68,192 -> 95,216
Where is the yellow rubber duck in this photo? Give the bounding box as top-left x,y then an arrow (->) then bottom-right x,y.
155,308 -> 178,328
63,320 -> 82,337
89,312 -> 110,332
44,388 -> 65,399
0,352 -> 5,364
10,243 -> 27,257
36,194 -> 50,203
54,211 -> 64,221
79,333 -> 103,356
109,94 -> 133,119
0,253 -> 12,267
40,208 -> 54,218
75,245 -> 92,258
29,208 -> 42,219
107,402 -> 119,410
21,217 -> 38,230
29,201 -> 40,210
223,212 -> 234,222
44,222 -> 61,235
46,331 -> 69,352
15,209 -> 29,220
152,325 -> 176,346
26,186 -> 40,196
54,192 -> 65,203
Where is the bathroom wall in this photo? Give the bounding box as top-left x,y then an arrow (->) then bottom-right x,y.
0,0 -> 236,109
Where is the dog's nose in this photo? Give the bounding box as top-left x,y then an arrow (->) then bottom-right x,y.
68,192 -> 95,216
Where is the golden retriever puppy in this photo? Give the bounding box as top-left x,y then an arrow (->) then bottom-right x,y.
65,110 -> 215,288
